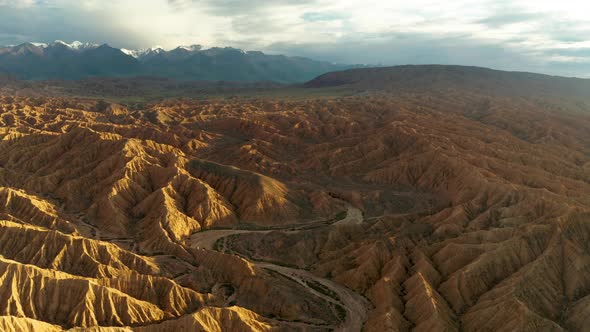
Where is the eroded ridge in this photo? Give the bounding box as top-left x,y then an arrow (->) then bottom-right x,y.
0,85 -> 588,331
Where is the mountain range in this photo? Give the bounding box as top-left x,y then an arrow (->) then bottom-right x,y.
0,41 -> 359,82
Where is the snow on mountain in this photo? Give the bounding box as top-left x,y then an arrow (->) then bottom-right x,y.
121,46 -> 167,58
30,42 -> 48,48
140,47 -> 165,56
120,48 -> 140,58
0,40 -> 359,82
28,40 -> 99,51
178,44 -> 202,52
67,41 -> 100,50
5,41 -> 206,58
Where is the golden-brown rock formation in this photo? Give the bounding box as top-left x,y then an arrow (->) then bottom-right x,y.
0,67 -> 589,331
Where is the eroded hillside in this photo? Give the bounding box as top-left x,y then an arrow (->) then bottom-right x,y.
0,77 -> 589,331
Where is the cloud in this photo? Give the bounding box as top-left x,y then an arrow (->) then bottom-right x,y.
477,12 -> 544,28
0,0 -> 589,77
0,1 -> 152,47
0,0 -> 36,7
302,12 -> 346,22
268,32 -> 533,68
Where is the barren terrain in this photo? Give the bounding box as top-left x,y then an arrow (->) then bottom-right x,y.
0,66 -> 589,331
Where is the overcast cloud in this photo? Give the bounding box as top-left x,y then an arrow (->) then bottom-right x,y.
0,0 -> 589,77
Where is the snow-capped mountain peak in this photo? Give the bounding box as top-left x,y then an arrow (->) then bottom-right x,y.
0,40 -> 356,82
30,42 -> 48,48
177,44 -> 202,52
121,46 -> 167,58
120,48 -> 140,58
51,40 -> 99,50
5,41 -> 209,58
68,41 -> 99,50
28,40 -> 99,51
144,47 -> 165,55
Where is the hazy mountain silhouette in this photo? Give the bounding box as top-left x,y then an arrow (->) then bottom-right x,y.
0,42 -> 358,82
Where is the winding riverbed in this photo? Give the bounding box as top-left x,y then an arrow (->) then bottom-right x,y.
189,206 -> 371,331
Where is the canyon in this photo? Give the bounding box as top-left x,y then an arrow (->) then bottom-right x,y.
0,66 -> 589,331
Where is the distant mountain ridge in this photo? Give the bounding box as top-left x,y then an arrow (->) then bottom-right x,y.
305,65 -> 590,99
0,41 -> 360,82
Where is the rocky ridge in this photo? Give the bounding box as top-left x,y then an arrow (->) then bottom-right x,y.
0,66 -> 589,330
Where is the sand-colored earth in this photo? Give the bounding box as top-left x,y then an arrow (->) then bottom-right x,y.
0,66 -> 589,331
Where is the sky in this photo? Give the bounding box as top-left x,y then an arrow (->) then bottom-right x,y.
1,0 -> 590,77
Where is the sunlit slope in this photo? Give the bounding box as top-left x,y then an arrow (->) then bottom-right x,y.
0,65 -> 588,330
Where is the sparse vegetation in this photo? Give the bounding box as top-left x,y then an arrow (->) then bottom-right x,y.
335,211 -> 347,221
302,278 -> 342,303
333,304 -> 347,322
